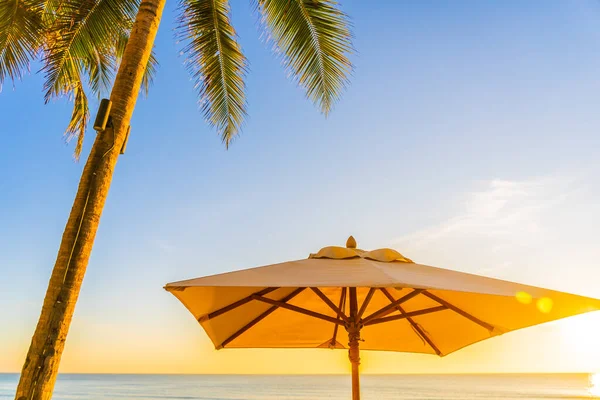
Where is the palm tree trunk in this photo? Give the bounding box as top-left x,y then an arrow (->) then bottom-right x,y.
15,1 -> 166,398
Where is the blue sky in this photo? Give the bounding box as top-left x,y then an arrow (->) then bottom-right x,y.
2,0 -> 600,374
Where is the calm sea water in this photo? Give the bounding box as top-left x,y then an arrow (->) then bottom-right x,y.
0,374 -> 598,399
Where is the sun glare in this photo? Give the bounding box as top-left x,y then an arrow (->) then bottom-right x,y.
589,374 -> 600,397
560,314 -> 600,356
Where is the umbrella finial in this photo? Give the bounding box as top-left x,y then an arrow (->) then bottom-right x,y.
346,236 -> 357,249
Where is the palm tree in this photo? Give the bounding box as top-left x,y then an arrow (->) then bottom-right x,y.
1,0 -> 353,399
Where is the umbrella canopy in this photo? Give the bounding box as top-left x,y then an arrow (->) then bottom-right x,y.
165,237 -> 600,399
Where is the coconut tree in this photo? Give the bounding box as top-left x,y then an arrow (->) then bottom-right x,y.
1,0 -> 353,399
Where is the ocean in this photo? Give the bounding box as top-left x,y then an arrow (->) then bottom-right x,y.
0,374 -> 598,399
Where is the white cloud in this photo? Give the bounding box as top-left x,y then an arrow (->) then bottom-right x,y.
396,177 -> 569,246
391,175 -> 594,284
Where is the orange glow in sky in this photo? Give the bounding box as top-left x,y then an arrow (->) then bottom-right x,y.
5,309 -> 600,374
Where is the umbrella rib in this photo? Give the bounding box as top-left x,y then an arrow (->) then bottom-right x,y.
357,287 -> 376,320
200,287 -> 280,322
310,287 -> 350,323
329,287 -> 347,348
219,287 -> 305,349
379,288 -> 443,356
252,294 -> 344,325
361,289 -> 423,324
363,305 -> 447,326
421,290 -> 495,332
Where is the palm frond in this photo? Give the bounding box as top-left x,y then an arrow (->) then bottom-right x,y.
86,46 -> 114,97
0,0 -> 45,86
64,79 -> 89,159
41,0 -> 138,158
41,0 -> 138,102
177,0 -> 248,146
255,0 -> 353,115
42,0 -> 63,20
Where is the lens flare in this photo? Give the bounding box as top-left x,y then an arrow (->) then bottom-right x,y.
536,297 -> 553,313
516,291 -> 532,304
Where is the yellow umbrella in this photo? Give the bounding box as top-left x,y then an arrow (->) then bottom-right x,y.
165,237 -> 600,400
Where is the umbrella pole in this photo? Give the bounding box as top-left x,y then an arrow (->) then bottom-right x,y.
348,331 -> 361,400
348,287 -> 361,400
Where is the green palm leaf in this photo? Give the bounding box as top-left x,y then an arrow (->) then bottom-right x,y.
65,79 -> 89,159
255,0 -> 353,115
86,45 -> 114,98
41,0 -> 138,158
58,5 -> 158,159
177,0 -> 248,146
42,0 -> 137,101
0,0 -> 44,85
